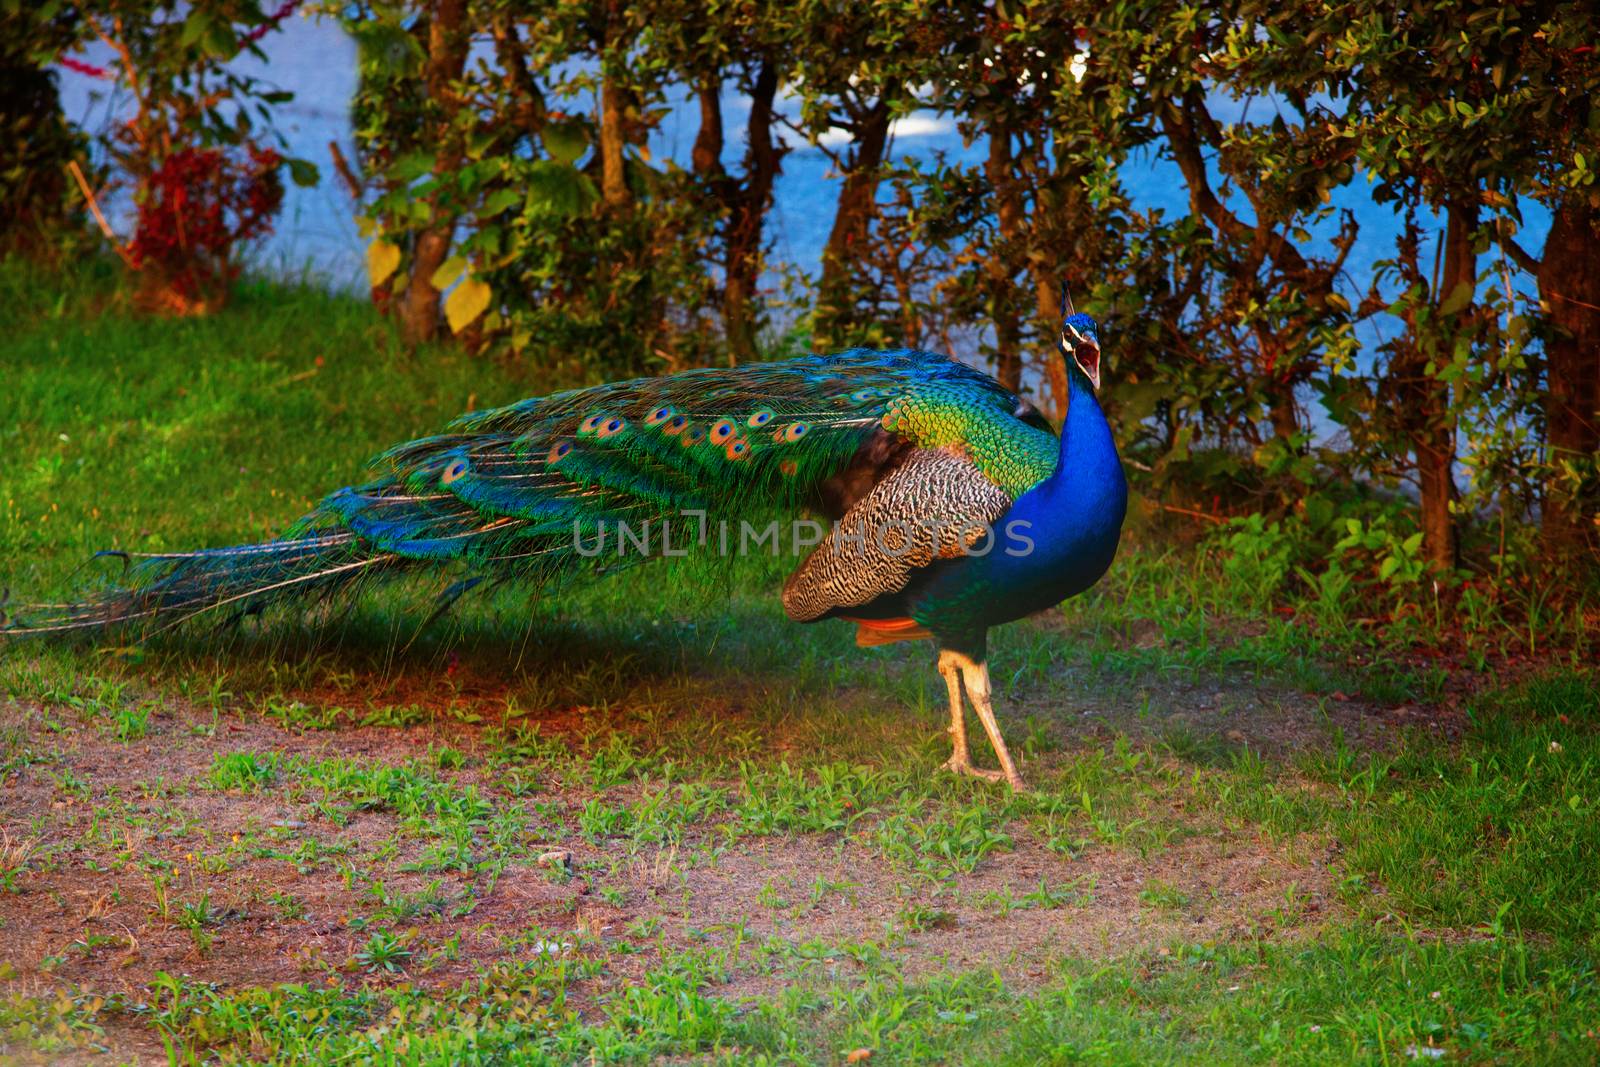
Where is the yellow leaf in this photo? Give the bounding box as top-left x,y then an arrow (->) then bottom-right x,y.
445,277 -> 492,334
430,255 -> 467,291
367,240 -> 401,288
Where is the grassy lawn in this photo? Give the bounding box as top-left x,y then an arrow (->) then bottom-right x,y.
2,261 -> 1598,1064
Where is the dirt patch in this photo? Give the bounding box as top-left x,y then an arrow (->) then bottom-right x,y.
1,662 -> 1349,1064
1,704 -> 1336,968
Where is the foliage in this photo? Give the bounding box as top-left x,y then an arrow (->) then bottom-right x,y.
128,144 -> 285,310
0,5 -> 90,257
40,1 -> 316,310
18,0 -> 1600,589
341,0 -> 721,367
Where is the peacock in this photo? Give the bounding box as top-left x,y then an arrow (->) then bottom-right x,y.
1,299 -> 1126,788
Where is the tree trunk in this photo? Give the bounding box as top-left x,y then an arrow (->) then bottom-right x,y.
723,61 -> 782,364
1415,423 -> 1459,576
985,121 -> 1023,392
692,76 -> 723,180
1035,274 -> 1070,422
814,90 -> 896,352
1537,197 -> 1600,564
599,70 -> 632,211
398,0 -> 470,345
1414,201 -> 1476,574
1265,355 -> 1300,443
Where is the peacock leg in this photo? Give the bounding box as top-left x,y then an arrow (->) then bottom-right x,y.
959,658 -> 1025,790
937,649 -> 1006,783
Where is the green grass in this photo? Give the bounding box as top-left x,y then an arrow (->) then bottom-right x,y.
2,261 -> 1599,1064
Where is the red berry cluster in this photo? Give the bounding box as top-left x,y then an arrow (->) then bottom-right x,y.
129,144 -> 285,301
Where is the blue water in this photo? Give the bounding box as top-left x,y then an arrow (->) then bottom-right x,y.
57,14 -> 1548,368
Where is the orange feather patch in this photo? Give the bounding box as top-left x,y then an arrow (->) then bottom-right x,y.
847,616 -> 934,647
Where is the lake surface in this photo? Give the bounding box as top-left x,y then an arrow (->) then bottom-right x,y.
58,13 -> 1548,366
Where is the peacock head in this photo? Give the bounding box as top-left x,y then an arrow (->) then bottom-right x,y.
1057,287 -> 1102,391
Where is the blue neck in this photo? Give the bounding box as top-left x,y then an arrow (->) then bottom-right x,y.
993,361 -> 1126,587
1047,365 -> 1122,494
921,360 -> 1128,635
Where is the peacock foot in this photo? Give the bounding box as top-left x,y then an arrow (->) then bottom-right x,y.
939,755 -> 1023,789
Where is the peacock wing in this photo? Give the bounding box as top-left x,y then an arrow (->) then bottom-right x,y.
315,349 -> 1038,576
780,449 -> 1012,623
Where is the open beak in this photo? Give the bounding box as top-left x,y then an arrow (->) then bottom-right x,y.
1062,325 -> 1102,391
1074,339 -> 1101,391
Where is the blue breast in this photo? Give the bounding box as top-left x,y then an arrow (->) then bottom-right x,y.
918,369 -> 1127,631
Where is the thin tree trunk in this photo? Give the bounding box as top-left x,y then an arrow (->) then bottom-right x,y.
1414,201 -> 1476,573
723,61 -> 782,363
985,121 -> 1023,392
1267,362 -> 1300,443
814,89 -> 897,352
692,75 -> 723,180
398,0 -> 470,345
1537,198 -> 1600,563
1035,273 -> 1070,422
599,71 -> 632,211
1414,422 -> 1459,575
597,0 -> 633,215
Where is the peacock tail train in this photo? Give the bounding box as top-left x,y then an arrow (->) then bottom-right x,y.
0,348 -> 1049,637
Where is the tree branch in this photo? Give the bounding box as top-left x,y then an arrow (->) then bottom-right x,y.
1494,217 -> 1541,274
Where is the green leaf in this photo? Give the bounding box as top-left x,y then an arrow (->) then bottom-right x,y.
1402,532 -> 1425,555
367,240 -> 402,289
286,158 -> 320,188
430,255 -> 468,291
542,121 -> 590,166
353,22 -> 425,76
445,278 -> 492,335
387,153 -> 436,183
1379,556 -> 1400,581
1439,280 -> 1474,316
180,10 -> 211,48
525,161 -> 598,220
479,189 -> 521,218
202,20 -> 237,58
